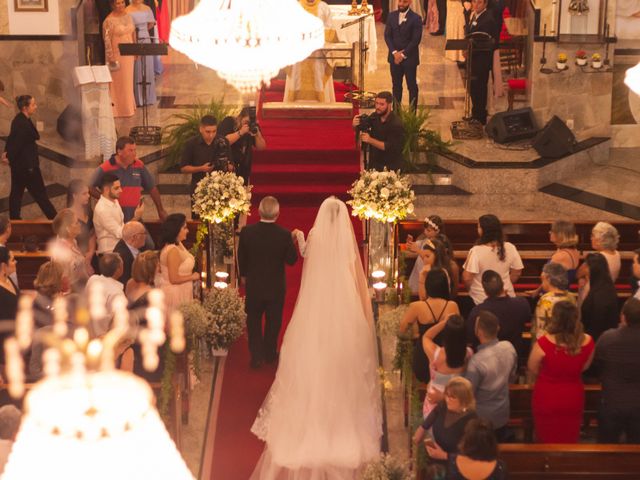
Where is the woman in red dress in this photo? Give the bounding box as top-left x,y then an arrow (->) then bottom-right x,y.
528,300 -> 595,443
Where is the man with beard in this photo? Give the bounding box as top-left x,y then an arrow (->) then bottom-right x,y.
352,91 -> 405,171
384,0 -> 423,110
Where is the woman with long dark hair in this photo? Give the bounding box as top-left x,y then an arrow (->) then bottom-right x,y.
462,214 -> 523,304
155,213 -> 199,311
417,237 -> 459,299
422,313 -> 472,417
400,269 -> 461,383
581,253 -> 619,341
529,300 -> 594,442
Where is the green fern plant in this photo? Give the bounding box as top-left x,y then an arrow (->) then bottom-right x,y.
395,103 -> 454,175
161,96 -> 238,170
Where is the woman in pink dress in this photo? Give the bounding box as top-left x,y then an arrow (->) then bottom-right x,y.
528,300 -> 595,443
103,0 -> 136,118
156,213 -> 199,312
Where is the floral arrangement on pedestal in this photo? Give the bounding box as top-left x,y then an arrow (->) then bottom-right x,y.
347,169 -> 415,223
591,53 -> 602,69
575,50 -> 587,66
361,453 -> 413,480
557,53 -> 568,70
192,171 -> 251,224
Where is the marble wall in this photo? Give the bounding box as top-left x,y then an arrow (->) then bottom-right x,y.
0,0 -> 77,34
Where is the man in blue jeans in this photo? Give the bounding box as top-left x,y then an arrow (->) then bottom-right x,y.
594,297 -> 640,443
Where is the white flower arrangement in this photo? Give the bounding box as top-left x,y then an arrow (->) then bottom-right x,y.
180,288 -> 246,350
192,171 -> 252,223
377,304 -> 409,337
361,453 -> 413,480
347,169 -> 415,223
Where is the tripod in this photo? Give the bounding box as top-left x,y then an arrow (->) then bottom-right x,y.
119,42 -> 168,145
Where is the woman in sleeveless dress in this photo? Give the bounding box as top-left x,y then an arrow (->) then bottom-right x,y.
155,213 -> 199,312
577,222 -> 621,305
126,0 -> 157,106
400,268 -> 459,383
250,197 -> 382,479
103,0 -> 136,118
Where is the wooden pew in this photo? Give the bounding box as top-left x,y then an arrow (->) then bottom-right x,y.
499,443 -> 640,478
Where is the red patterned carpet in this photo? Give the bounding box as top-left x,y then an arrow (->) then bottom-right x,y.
210,82 -> 362,480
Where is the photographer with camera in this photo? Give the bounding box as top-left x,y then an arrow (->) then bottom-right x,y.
218,106 -> 267,185
352,91 -> 405,172
180,115 -> 233,218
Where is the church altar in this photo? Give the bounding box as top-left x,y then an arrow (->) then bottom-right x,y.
328,5 -> 378,72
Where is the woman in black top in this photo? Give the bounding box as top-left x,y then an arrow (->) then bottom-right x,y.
448,418 -> 506,480
413,376 -> 477,461
581,253 -> 619,341
0,246 -> 19,367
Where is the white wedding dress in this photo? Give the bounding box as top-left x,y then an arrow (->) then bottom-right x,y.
250,197 -> 382,480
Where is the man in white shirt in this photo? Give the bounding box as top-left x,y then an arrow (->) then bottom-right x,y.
85,252 -> 126,336
94,173 -> 143,254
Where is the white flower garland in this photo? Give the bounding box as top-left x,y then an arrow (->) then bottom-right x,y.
347,169 -> 415,223
192,171 -> 252,223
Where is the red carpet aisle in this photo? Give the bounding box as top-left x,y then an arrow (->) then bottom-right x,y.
210,82 -> 362,480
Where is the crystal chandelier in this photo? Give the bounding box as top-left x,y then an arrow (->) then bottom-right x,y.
169,0 -> 325,93
625,62 -> 640,96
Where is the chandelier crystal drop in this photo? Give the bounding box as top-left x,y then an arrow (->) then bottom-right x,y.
624,62 -> 640,95
169,0 -> 326,93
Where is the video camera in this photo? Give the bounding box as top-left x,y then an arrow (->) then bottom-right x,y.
247,105 -> 258,134
212,136 -> 232,171
357,113 -> 378,133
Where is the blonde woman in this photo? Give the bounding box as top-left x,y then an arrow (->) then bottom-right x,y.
413,376 -> 478,461
51,208 -> 91,290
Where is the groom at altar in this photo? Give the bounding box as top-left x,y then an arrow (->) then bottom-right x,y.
238,197 -> 298,369
284,0 -> 338,103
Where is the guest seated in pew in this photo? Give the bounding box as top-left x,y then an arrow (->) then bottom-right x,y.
0,405 -> 21,475
32,261 -> 68,328
465,311 -> 517,442
466,270 -> 530,356
113,221 -> 147,286
532,263 -> 574,340
400,269 -> 460,383
417,238 -> 459,300
85,252 -> 126,336
422,312 -> 473,418
526,220 -> 581,297
66,179 -> 97,276
413,377 -> 478,462
581,253 -> 619,342
448,418 -> 506,480
528,301 -> 594,443
594,297 -> 640,443
50,209 -> 92,291
462,214 -> 523,305
577,222 -> 621,303
0,216 -> 18,287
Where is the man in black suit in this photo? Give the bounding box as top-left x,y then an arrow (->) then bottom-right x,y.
2,95 -> 57,220
112,220 -> 146,285
238,196 -> 298,368
384,0 -> 423,110
465,0 -> 498,125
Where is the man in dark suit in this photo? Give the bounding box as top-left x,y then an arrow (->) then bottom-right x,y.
238,196 -> 298,369
384,0 -> 423,110
465,0 -> 498,125
2,95 -> 57,220
112,220 -> 146,285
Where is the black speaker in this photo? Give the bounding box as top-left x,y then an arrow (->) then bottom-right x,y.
532,116 -> 576,159
485,107 -> 538,144
56,104 -> 84,144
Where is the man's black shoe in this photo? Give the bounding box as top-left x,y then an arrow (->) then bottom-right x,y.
250,358 -> 263,369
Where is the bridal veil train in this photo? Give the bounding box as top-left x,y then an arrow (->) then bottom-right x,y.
250,197 -> 382,479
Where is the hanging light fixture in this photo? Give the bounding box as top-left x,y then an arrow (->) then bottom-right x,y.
624,62 -> 640,95
169,0 -> 325,93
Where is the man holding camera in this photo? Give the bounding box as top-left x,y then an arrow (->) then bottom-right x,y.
352,91 -> 405,172
180,115 -> 233,218
218,107 -> 267,186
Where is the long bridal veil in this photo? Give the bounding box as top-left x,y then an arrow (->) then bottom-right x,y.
250,197 -> 382,479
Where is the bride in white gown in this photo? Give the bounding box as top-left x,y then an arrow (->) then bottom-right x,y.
250,197 -> 382,479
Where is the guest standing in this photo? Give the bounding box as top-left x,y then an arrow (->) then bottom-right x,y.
416,238 -> 459,300
3,95 -> 57,220
85,253 -> 125,336
126,0 -> 157,106
532,262 -> 574,339
67,179 -> 97,276
400,269 -> 460,383
580,253 -> 619,342
577,222 -> 621,303
0,246 -> 18,369
51,209 -> 92,290
447,419 -> 507,480
32,261 -> 67,328
462,214 -> 523,305
384,0 -> 423,109
103,0 -> 136,118
0,216 -> 19,287
113,221 -> 147,286
528,301 -> 594,443
406,215 -> 451,295
156,213 -> 199,312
